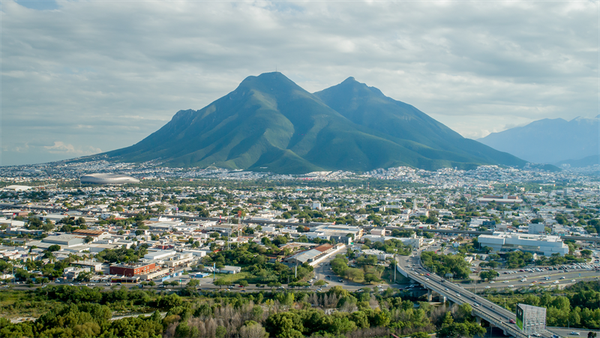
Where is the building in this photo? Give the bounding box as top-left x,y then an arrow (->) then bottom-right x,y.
80,173 -> 139,185
516,304 -> 546,335
528,223 -> 546,235
144,250 -> 176,261
305,224 -> 363,243
477,195 -> 523,205
110,263 -> 157,277
42,234 -> 85,248
285,243 -> 346,267
72,229 -> 111,239
478,232 -> 569,257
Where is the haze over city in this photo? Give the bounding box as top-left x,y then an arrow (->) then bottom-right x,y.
2,0 -> 597,166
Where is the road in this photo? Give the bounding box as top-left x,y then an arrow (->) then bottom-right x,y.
397,251 -> 558,338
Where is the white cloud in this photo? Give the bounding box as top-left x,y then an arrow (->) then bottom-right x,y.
1,0 -> 597,165
43,141 -> 100,155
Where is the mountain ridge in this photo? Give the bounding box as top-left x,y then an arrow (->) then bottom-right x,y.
478,116 -> 599,165
99,72 -> 525,173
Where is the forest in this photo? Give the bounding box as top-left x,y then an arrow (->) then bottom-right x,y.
0,284 -> 484,338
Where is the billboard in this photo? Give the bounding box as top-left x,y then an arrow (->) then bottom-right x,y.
516,304 -> 547,335
516,305 -> 524,330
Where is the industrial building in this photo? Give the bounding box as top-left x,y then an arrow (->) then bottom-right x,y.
42,234 -> 85,248
478,232 -> 569,256
144,250 -> 176,261
285,243 -> 346,266
80,173 -> 140,185
305,224 -> 363,243
477,195 -> 523,205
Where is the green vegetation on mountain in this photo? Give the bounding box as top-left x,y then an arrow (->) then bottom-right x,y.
103,72 -> 525,173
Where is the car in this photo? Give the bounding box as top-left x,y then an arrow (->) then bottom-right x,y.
490,281 -> 495,284
508,285 -> 514,287
554,281 -> 559,284
509,319 -> 516,324
485,286 -> 491,289
572,279 -> 576,282
473,303 -> 480,307
425,278 -> 429,281
533,333 -> 541,337
339,279 -> 343,282
561,276 -> 566,279
570,332 -> 580,336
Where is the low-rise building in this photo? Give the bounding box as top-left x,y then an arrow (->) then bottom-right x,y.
110,263 -> 157,277
478,232 -> 569,256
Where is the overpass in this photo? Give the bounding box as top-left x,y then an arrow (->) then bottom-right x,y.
396,252 -> 558,338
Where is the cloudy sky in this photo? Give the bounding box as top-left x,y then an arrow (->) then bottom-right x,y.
1,0 -> 597,166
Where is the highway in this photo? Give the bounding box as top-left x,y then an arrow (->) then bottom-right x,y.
397,252 -> 558,338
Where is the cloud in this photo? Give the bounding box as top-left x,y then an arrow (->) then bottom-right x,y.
43,141 -> 100,155
1,0 -> 597,165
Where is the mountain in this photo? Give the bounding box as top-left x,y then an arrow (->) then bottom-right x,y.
478,116 -> 600,166
101,72 -> 525,173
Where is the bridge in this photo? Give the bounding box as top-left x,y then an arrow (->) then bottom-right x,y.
396,252 -> 559,338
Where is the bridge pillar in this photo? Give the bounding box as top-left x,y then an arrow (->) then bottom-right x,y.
427,290 -> 433,302
475,316 -> 481,324
442,296 -> 447,303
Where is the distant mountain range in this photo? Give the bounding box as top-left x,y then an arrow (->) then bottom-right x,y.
478,116 -> 600,167
97,72 -> 525,173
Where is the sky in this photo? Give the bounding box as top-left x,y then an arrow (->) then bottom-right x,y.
1,0 -> 598,166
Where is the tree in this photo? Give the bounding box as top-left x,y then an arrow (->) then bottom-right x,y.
214,278 -> 229,288
216,326 -> 227,338
413,332 -> 430,338
187,279 -> 200,287
479,270 -> 499,282
239,321 -> 269,338
47,245 -> 61,252
239,280 -> 249,288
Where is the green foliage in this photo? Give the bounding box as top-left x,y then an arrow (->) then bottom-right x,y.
421,252 -> 471,279
479,270 -> 499,282
504,251 -> 534,268
105,72 -> 524,173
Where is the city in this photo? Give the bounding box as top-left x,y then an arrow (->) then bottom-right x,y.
0,161 -> 599,337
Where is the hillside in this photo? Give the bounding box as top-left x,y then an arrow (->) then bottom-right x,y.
101,72 -> 525,173
479,116 -> 600,165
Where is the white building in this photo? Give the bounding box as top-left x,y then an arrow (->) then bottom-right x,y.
528,223 -> 546,235
144,250 -> 177,261
478,232 -> 569,257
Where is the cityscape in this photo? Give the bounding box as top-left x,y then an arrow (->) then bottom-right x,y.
0,161 -> 599,338
2,0 -> 597,337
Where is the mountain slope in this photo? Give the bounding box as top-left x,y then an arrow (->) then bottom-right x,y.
314,77 -> 525,167
478,116 -> 600,165
102,72 -> 525,173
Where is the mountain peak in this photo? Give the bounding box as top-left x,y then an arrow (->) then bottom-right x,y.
102,73 -> 525,173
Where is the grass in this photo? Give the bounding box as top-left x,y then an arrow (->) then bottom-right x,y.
211,272 -> 252,284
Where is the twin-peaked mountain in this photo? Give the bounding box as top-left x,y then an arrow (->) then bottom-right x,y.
103,72 -> 525,173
